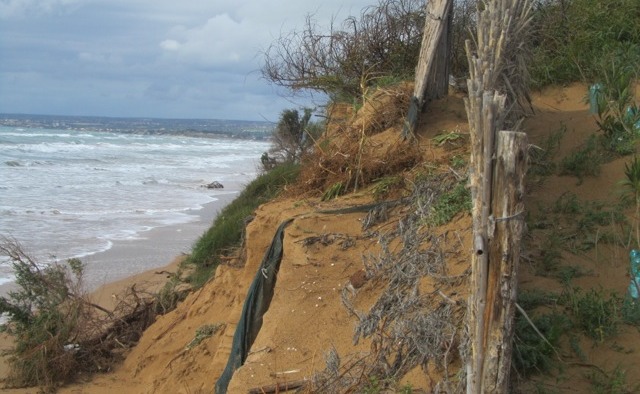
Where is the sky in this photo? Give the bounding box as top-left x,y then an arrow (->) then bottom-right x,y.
0,0 -> 375,121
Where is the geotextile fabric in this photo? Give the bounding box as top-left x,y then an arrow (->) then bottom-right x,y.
215,218 -> 294,394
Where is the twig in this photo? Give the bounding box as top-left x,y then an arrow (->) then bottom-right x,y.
438,290 -> 458,305
515,302 -> 562,362
269,369 -> 301,377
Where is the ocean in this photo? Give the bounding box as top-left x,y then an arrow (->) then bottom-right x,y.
0,125 -> 271,288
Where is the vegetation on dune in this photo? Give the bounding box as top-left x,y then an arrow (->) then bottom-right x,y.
529,0 -> 640,87
186,162 -> 300,288
262,0 -> 426,102
263,107 -> 325,166
0,239 -> 162,390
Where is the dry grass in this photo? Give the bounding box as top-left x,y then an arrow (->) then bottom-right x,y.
288,84 -> 421,198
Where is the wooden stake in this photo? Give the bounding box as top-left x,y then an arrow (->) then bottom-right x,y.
402,0 -> 453,138
481,130 -> 527,391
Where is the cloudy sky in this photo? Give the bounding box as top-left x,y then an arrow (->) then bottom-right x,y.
0,0 -> 374,121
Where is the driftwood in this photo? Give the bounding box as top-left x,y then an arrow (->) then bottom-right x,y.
247,379 -> 308,394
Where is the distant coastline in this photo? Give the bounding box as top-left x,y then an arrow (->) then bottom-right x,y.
0,113 -> 274,141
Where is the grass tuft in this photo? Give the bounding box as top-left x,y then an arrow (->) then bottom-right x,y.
559,135 -> 604,184
563,287 -> 621,342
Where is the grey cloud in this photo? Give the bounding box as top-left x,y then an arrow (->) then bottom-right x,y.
0,0 -> 82,19
0,0 -> 375,120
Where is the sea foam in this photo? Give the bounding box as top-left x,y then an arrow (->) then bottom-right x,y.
0,126 -> 270,286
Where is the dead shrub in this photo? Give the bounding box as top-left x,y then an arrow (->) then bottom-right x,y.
310,176 -> 470,392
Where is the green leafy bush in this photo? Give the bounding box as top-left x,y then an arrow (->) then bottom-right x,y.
530,0 -> 640,87
0,241 -> 88,388
591,52 -> 640,155
267,108 -> 320,165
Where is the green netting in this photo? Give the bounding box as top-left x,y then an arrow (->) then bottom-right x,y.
215,218 -> 293,394
214,200 -> 401,392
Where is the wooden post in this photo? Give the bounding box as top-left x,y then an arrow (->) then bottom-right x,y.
425,7 -> 452,102
481,130 -> 527,391
464,0 -> 530,391
465,90 -> 505,394
402,0 -> 453,139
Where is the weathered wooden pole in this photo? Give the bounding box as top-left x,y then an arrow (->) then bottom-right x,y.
402,0 -> 453,139
463,0 -> 531,390
466,101 -> 527,394
465,89 -> 505,394
481,130 -> 527,391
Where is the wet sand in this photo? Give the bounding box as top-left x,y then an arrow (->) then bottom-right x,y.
80,191 -> 239,291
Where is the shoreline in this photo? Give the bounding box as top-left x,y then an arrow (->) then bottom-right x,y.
0,178 -> 251,296
78,190 -> 240,291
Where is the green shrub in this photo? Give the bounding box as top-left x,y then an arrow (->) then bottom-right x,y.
588,366 -> 636,394
530,0 -> 640,87
0,241 -> 86,388
559,135 -> 604,183
564,287 -> 621,342
513,312 -> 570,377
187,162 -> 300,286
592,51 -> 640,155
428,180 -> 471,226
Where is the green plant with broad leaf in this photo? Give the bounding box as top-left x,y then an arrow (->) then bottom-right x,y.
592,50 -> 640,155
622,156 -> 640,247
